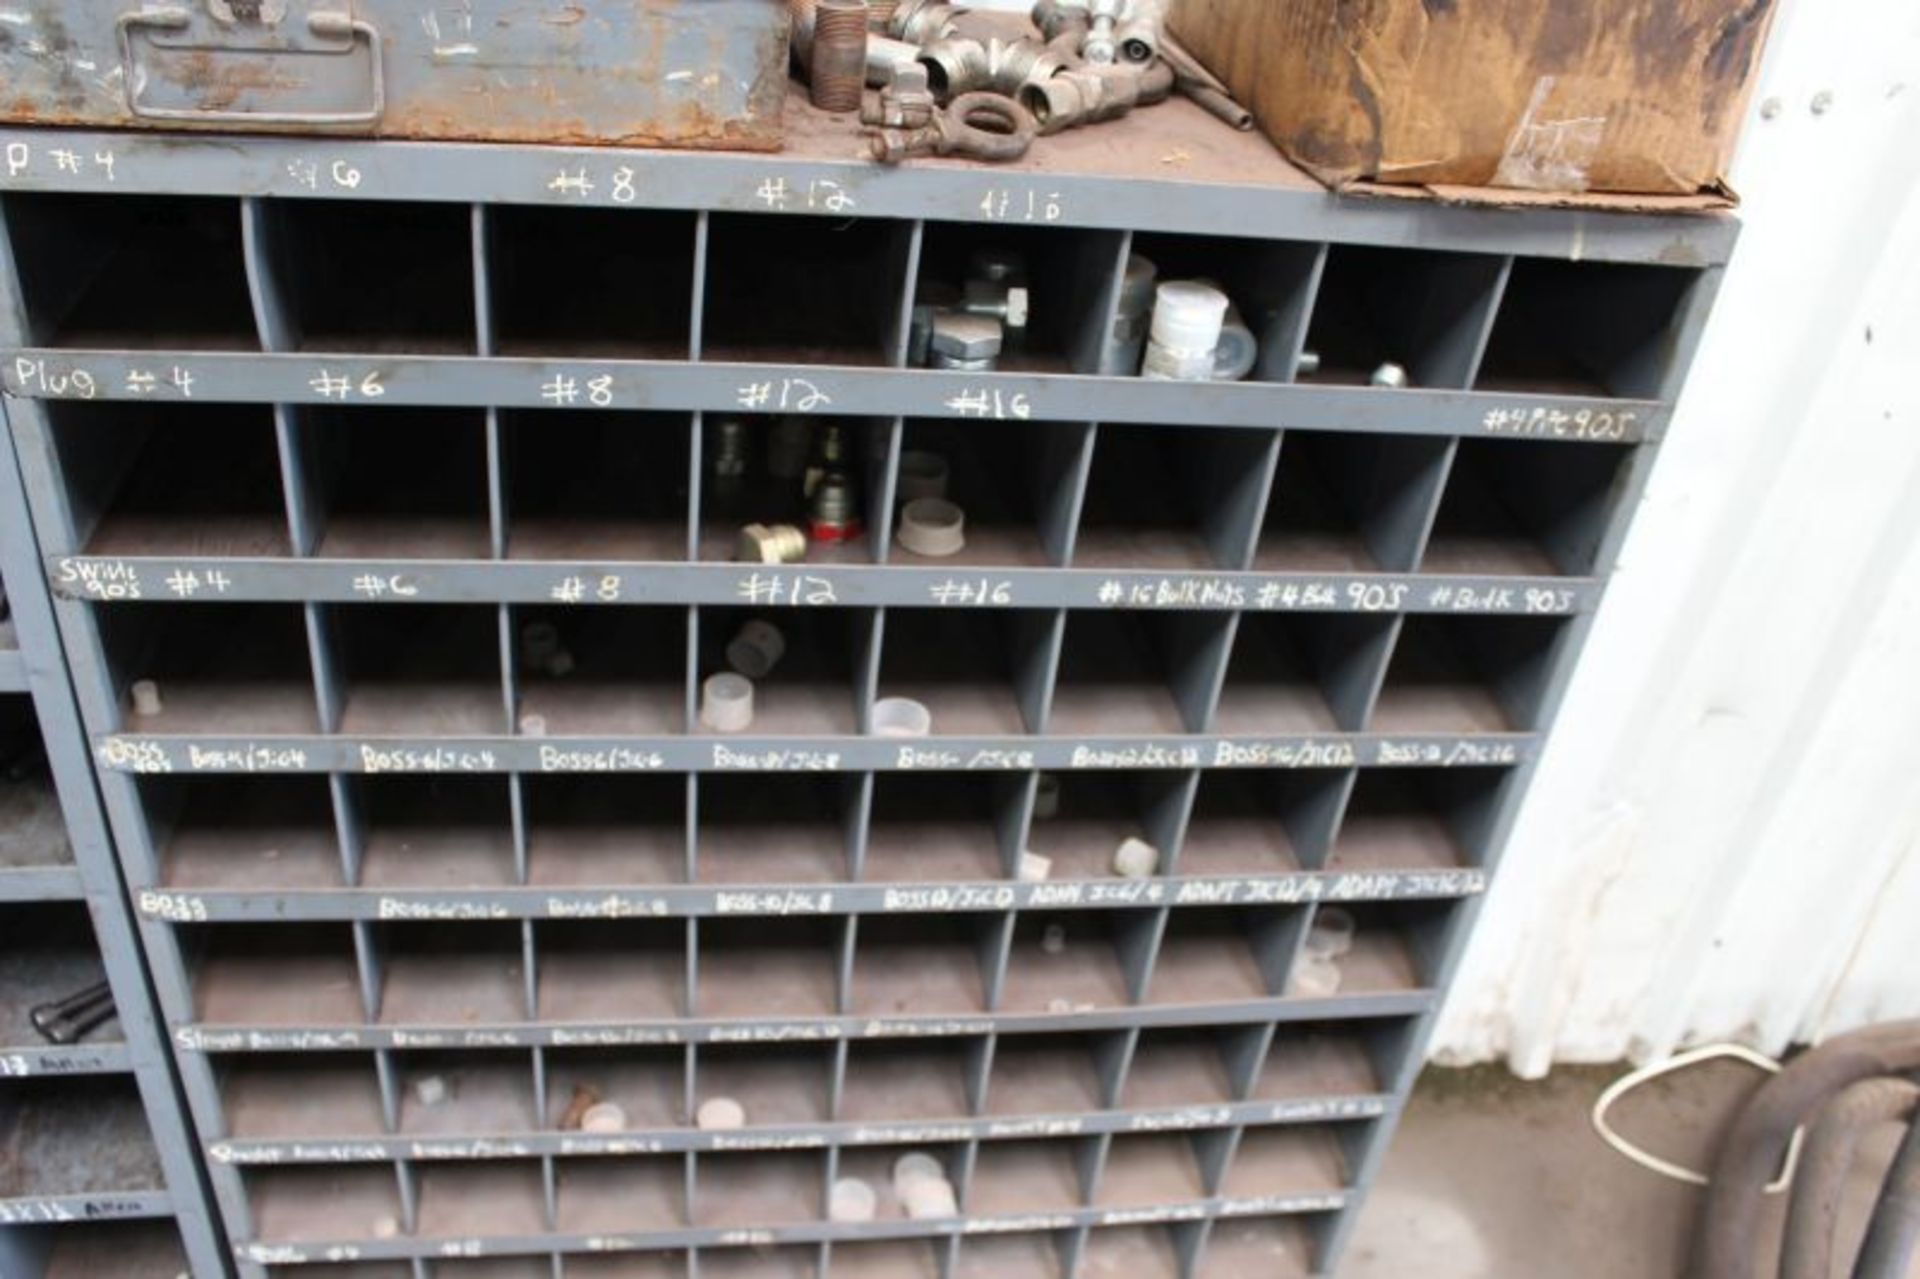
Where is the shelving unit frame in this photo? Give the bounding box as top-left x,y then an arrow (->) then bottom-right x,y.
0,399 -> 228,1277
0,100 -> 1731,1279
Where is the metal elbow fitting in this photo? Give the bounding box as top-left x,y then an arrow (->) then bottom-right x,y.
889,0 -> 961,45
918,36 -> 991,100
1031,0 -> 1090,43
983,37 -> 1072,98
922,35 -> 1072,103
866,34 -> 922,87
1019,63 -> 1144,134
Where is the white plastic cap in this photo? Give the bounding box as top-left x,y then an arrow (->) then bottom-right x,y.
518,713 -> 548,738
869,696 -> 932,738
892,1152 -> 946,1199
1149,281 -> 1230,355
903,1177 -> 959,1220
829,1177 -> 878,1223
896,497 -> 967,558
896,450 -> 951,502
725,619 -> 787,679
700,673 -> 755,734
580,1101 -> 628,1133
1113,836 -> 1160,879
696,1097 -> 747,1130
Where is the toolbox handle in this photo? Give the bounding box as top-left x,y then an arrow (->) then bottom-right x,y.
117,6 -> 386,127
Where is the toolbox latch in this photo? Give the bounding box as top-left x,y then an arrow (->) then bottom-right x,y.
117,3 -> 386,128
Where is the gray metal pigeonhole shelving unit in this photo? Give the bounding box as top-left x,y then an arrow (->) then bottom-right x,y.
0,94 -> 1729,1279
0,396 -> 227,1276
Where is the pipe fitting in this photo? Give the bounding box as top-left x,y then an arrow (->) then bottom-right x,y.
866,34 -> 922,87
929,310 -> 1004,365
788,0 -> 818,62
1083,0 -> 1123,64
861,60 -> 936,128
1115,14 -> 1158,63
888,0 -> 961,45
809,0 -> 869,114
917,36 -> 990,100
737,522 -> 808,564
919,36 -> 1072,103
1020,63 -> 1150,135
1031,0 -> 1090,44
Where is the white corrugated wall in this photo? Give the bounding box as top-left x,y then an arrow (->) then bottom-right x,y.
1433,0 -> 1920,1074
977,0 -> 1920,1069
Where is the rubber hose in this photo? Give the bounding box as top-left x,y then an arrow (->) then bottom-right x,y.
1693,1020 -> 1920,1279
1853,1115 -> 1920,1279
1778,1077 -> 1919,1279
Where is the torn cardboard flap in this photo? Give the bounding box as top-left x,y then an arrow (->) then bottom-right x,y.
1166,0 -> 1774,205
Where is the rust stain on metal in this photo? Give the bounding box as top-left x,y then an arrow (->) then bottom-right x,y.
1,0 -> 789,150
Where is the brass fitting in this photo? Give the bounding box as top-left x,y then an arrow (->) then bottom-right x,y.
737,523 -> 809,564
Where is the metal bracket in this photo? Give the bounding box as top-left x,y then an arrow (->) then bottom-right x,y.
117,5 -> 386,126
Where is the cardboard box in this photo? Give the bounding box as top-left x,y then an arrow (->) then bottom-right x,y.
1165,0 -> 1776,203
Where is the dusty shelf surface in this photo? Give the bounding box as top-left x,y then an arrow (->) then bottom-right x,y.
0,1077 -> 165,1197
40,1219 -> 189,1278
0,771 -> 71,873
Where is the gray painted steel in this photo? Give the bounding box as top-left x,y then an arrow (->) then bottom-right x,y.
0,402 -> 229,1274
0,123 -> 1732,1279
0,4 -> 787,148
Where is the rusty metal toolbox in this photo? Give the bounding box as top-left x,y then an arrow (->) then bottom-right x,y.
0,1 -> 789,148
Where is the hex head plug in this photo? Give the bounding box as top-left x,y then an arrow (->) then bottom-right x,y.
928,311 -> 1005,370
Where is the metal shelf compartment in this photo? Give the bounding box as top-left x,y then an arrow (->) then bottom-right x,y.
0,401 -> 228,1275
0,114 -> 1728,1279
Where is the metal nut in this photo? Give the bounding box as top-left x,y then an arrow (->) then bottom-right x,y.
929,311 -> 1004,361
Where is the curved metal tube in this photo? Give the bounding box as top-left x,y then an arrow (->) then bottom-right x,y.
1778,1077 -> 1919,1279
1693,1020 -> 1920,1279
919,35 -> 1073,102
1854,1116 -> 1920,1279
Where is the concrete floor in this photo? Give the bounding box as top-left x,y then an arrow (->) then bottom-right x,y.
1345,1061 -> 1917,1278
